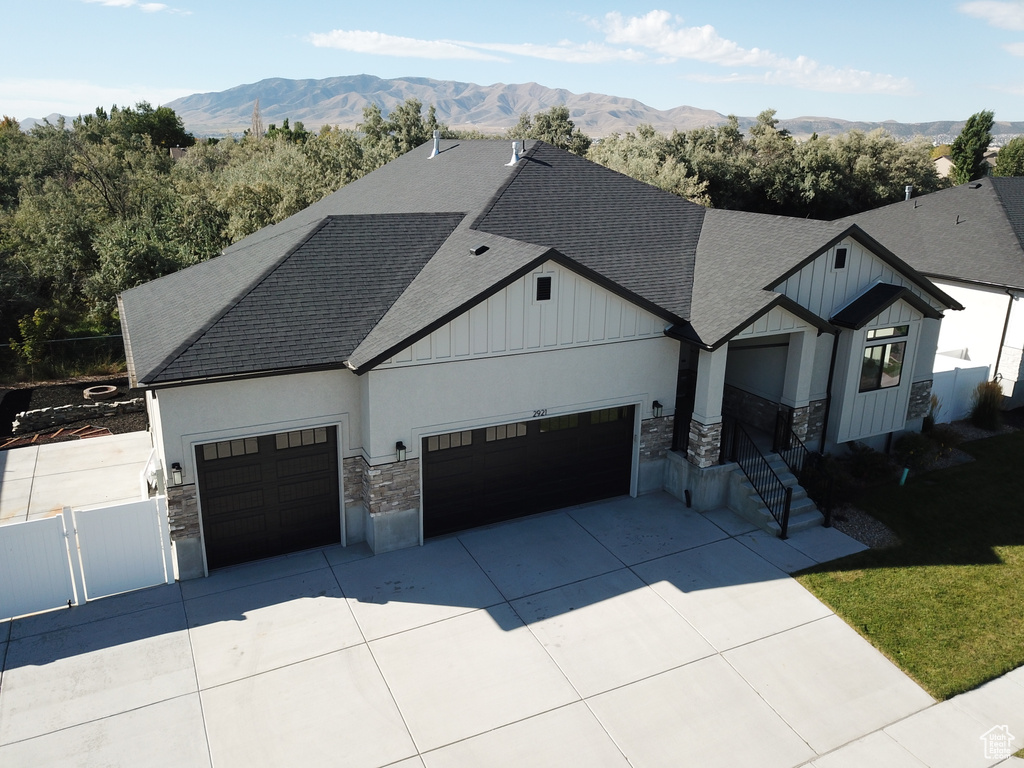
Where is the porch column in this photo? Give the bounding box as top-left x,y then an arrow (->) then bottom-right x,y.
780,328 -> 817,440
687,346 -> 728,468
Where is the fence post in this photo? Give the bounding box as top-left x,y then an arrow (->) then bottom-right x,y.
156,496 -> 175,584
780,487 -> 792,540
63,507 -> 87,605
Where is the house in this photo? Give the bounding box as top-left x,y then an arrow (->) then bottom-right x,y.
847,177 -> 1024,415
119,138 -> 960,579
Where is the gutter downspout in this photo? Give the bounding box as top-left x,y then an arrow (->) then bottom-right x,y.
993,289 -> 1016,383
819,329 -> 841,453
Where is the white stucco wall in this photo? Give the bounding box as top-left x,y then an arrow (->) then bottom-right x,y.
725,337 -> 788,402
362,336 -> 680,463
930,279 -> 1011,369
150,369 -> 362,484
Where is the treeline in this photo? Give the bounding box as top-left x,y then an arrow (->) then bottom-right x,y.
0,98 -> 952,378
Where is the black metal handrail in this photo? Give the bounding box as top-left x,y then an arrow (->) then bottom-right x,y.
730,421 -> 792,539
773,411 -> 833,528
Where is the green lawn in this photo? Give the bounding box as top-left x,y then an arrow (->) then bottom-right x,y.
796,430 -> 1024,700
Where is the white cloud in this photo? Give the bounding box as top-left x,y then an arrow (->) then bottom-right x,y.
82,0 -> 187,14
959,1 -> 1024,30
1007,41 -> 1024,54
463,40 -> 644,64
601,10 -> 911,94
0,78 -> 191,120
309,30 -> 507,61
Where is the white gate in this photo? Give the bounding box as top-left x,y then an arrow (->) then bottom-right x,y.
0,496 -> 173,621
74,497 -> 174,602
0,515 -> 79,620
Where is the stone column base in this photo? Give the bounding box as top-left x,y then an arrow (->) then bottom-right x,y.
686,419 -> 723,468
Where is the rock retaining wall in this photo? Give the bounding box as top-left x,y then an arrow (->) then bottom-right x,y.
13,398 -> 145,434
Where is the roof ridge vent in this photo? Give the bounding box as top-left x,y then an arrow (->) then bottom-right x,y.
429,130 -> 441,159
506,140 -> 521,166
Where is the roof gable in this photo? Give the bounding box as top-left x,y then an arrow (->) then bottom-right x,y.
133,213 -> 463,384
474,142 -> 705,320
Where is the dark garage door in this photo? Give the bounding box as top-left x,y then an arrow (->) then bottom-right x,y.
422,406 -> 635,537
196,426 -> 340,569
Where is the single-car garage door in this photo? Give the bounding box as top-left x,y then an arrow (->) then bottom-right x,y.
422,406 -> 635,537
196,426 -> 340,569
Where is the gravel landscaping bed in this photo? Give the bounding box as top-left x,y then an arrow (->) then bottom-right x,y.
0,375 -> 148,446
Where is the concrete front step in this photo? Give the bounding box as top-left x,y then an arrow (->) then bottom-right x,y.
728,459 -> 825,537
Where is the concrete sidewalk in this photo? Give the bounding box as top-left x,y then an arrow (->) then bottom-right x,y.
0,431 -> 152,524
0,492 -> 1020,767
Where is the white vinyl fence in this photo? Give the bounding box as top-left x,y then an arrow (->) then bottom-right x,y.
0,496 -> 173,621
931,364 -> 991,423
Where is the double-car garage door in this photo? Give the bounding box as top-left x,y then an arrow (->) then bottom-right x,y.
196,426 -> 341,569
422,406 -> 635,537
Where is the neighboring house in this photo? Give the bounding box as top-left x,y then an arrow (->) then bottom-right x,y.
119,139 -> 959,578
848,177 -> 1024,414
934,155 -> 954,178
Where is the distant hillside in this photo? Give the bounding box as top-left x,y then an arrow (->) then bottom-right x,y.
163,74 -> 726,137
25,75 -> 1024,143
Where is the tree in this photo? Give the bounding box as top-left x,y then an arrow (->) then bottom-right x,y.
994,136 -> 1024,177
250,99 -> 264,141
506,106 -> 592,155
587,125 -> 709,205
950,110 -> 994,184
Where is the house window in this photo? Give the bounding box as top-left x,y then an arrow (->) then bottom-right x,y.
834,247 -> 848,270
866,325 -> 909,341
536,275 -> 552,301
859,328 -> 908,392
426,430 -> 473,451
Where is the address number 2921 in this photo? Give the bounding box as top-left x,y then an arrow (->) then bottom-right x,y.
533,409 -> 548,417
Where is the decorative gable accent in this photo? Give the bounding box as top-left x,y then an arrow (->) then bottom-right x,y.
377,261 -> 667,368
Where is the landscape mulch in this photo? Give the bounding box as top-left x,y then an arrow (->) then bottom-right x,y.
0,375 -> 148,449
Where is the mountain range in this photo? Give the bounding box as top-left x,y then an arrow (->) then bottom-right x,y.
28,74 -> 1024,143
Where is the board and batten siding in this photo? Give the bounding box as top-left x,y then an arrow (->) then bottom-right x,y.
776,239 -> 945,318
377,262 -> 667,368
835,299 -> 923,444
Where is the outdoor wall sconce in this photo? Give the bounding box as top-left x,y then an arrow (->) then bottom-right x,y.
396,441 -> 407,461
170,462 -> 183,486
652,400 -> 664,418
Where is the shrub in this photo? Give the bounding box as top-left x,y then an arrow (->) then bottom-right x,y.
845,442 -> 898,482
923,394 -> 942,433
970,380 -> 1003,431
894,431 -> 939,471
926,424 -> 962,457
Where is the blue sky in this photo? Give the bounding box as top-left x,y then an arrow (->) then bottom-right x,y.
2,1 -> 1022,125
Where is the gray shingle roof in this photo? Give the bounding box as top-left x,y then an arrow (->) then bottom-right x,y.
845,178 -> 1024,290
686,210 -> 848,347
123,213 -> 462,383
831,283 -> 941,329
474,142 -> 705,319
120,138 -> 965,386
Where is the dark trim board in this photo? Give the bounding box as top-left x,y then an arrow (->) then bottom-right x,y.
421,406 -> 635,537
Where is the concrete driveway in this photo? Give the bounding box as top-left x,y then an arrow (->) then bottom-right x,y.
0,431 -> 153,524
1,492 -> 1021,767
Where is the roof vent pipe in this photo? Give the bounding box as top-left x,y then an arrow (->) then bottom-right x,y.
429,130 -> 441,159
905,185 -> 913,201
506,140 -> 521,166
